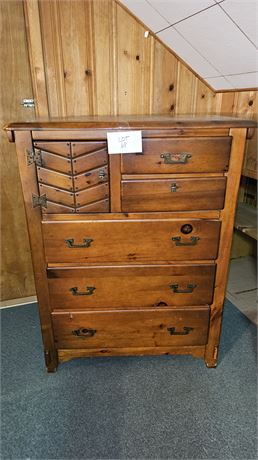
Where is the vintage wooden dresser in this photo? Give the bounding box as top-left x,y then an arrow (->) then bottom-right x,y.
5,115 -> 256,371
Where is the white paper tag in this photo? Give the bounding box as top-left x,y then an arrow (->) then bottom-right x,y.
107,130 -> 142,154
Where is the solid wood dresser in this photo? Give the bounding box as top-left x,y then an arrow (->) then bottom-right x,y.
5,115 -> 256,371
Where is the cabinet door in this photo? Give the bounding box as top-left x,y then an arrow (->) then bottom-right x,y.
33,141 -> 110,213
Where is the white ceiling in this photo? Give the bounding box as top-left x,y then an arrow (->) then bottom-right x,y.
120,0 -> 258,90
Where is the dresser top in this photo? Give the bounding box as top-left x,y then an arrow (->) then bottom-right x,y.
4,114 -> 257,132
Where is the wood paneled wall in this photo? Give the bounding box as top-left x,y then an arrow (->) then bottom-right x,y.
24,0 -> 258,120
0,1 -> 36,302
1,0 -> 257,301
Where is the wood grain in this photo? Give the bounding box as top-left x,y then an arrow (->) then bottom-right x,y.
47,264 -> 215,309
121,137 -> 231,174
152,40 -> 178,115
121,177 -> 227,212
2,0 -> 257,306
23,0 -> 49,117
14,131 -> 57,371
205,128 -> 247,367
0,1 -> 35,301
116,2 -> 151,114
42,218 -> 221,263
58,0 -> 94,116
52,307 -> 210,348
58,345 -> 206,361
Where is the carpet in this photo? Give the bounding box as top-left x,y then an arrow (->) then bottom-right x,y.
1,300 -> 257,460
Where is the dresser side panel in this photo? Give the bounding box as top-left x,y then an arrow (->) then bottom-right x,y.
14,130 -> 57,371
205,128 -> 247,367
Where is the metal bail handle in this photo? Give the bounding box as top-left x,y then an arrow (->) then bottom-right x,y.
69,286 -> 96,296
65,238 -> 93,248
72,328 -> 96,338
172,236 -> 200,246
169,283 -> 197,294
160,152 -> 192,164
167,326 -> 194,336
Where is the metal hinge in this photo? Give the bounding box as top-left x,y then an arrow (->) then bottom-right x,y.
21,98 -> 35,108
32,194 -> 47,208
27,149 -> 42,166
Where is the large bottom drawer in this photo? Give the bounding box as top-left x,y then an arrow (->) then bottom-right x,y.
52,307 -> 210,348
47,264 -> 216,309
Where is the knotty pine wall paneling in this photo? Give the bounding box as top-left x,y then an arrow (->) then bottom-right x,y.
0,1 -> 36,301
1,0 -> 257,302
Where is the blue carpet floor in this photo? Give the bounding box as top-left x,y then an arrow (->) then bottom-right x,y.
1,300 -> 257,460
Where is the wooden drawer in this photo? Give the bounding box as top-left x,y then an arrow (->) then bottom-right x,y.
52,307 -> 210,348
43,219 -> 221,263
121,137 -> 231,174
47,264 -> 216,310
122,177 -> 226,212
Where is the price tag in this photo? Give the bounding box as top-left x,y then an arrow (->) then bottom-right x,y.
107,130 -> 142,154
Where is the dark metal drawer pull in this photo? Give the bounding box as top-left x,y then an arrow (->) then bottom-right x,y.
160,152 -> 191,164
169,283 -> 197,294
69,286 -> 96,296
98,169 -> 106,179
65,238 -> 93,248
171,182 -> 178,192
72,328 -> 96,338
167,326 -> 194,336
171,236 -> 200,246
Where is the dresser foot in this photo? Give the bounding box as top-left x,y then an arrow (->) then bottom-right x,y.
44,349 -> 58,372
205,360 -> 217,368
205,345 -> 218,368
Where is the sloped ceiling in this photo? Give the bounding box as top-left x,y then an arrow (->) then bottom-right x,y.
120,0 -> 258,90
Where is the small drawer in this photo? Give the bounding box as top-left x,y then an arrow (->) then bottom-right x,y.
52,307 -> 210,348
43,219 -> 221,263
122,177 -> 226,212
47,264 -> 216,310
121,137 -> 231,174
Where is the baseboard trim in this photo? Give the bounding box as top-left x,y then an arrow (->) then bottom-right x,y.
0,296 -> 38,309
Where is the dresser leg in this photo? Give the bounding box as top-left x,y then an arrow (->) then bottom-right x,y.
44,349 -> 58,372
205,346 -> 218,368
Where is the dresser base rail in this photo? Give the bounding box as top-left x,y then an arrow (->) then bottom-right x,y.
57,345 -> 207,365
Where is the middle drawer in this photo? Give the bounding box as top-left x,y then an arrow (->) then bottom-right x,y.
47,264 -> 216,310
43,219 -> 221,263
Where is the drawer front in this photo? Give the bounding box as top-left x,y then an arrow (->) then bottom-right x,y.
47,264 -> 215,310
33,141 -> 110,214
43,219 -> 221,263
52,307 -> 210,348
122,177 -> 226,212
121,137 -> 231,174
